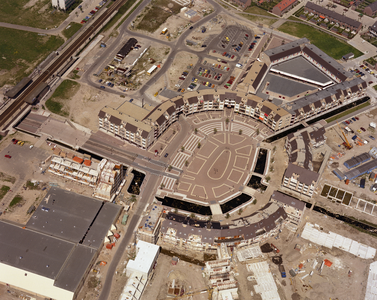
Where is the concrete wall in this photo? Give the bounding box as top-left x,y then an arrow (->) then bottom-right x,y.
0,263 -> 74,300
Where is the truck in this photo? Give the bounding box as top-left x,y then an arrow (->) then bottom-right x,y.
279,265 -> 286,278
161,28 -> 168,35
360,178 -> 365,189
271,243 -> 280,253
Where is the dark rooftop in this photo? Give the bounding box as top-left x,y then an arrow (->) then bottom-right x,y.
284,163 -> 319,185
26,187 -> 103,244
5,77 -> 32,98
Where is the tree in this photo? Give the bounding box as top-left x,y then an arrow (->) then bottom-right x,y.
190,213 -> 196,219
270,166 -> 274,172
256,128 -> 260,135
238,208 -> 243,215
198,142 -> 201,149
174,208 -> 178,213
214,128 -> 217,134
265,175 -> 271,183
239,129 -> 242,135
129,195 -> 137,202
208,215 -> 213,222
160,183 -> 165,189
173,129 -> 176,134
181,146 -> 185,152
225,118 -> 229,125
273,146 -> 277,152
185,160 -> 189,167
194,128 -> 198,134
270,157 -> 275,163
168,165 -> 173,171
225,213 -> 230,219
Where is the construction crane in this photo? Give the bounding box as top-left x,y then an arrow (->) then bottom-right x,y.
336,122 -> 352,150
171,287 -> 213,300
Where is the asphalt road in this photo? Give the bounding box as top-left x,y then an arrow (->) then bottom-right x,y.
98,173 -> 159,300
81,0 -> 227,105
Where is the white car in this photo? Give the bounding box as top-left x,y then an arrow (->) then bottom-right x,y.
236,63 -> 242,68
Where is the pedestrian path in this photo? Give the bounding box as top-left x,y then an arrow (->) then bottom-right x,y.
231,122 -> 254,136
171,152 -> 190,169
183,134 -> 202,152
199,122 -> 224,135
160,176 -> 176,190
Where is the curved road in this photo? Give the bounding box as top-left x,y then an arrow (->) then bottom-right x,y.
81,0 -> 226,104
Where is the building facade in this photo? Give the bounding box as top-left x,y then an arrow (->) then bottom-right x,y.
305,2 -> 362,33
272,0 -> 298,16
52,0 -> 76,11
282,163 -> 319,197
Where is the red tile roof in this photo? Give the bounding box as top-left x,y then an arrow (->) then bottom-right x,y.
274,0 -> 296,12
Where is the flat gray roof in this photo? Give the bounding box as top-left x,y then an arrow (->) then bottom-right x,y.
27,187 -> 103,244
0,221 -> 74,279
82,202 -> 122,249
5,77 -> 32,98
271,56 -> 332,84
54,244 -> 97,292
264,73 -> 317,97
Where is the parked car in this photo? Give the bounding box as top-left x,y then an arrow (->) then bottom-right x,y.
355,116 -> 359,120
12,139 -> 18,144
361,127 -> 366,132
369,135 -> 375,140
100,86 -> 105,89
164,153 -> 169,158
352,117 -> 356,122
4,155 -> 11,159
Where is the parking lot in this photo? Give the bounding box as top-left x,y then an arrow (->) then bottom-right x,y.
175,25 -> 257,93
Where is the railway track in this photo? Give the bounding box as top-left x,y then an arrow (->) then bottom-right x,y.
0,0 -> 126,129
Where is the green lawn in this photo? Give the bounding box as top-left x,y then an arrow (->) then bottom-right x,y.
244,5 -> 276,16
102,0 -> 139,32
0,0 -> 68,29
0,27 -> 64,86
326,101 -> 370,123
9,195 -> 22,208
239,13 -> 277,26
278,21 -> 363,59
45,80 -> 80,116
62,22 -> 83,39
116,0 -> 143,30
0,186 -> 10,201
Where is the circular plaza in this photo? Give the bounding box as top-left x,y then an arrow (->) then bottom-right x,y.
155,109 -> 270,215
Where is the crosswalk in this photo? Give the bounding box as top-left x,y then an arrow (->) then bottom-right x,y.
184,134 -> 202,152
199,122 -> 224,135
161,176 -> 176,190
231,122 -> 254,136
171,152 -> 190,169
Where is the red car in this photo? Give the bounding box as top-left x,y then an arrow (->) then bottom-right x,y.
345,120 -> 350,124
12,139 -> 18,144
355,116 -> 359,120
4,155 -> 11,159
361,127 -> 366,132
231,55 -> 234,59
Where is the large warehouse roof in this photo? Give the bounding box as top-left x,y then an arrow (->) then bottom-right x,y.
27,187 -> 103,243
0,221 -> 74,279
344,159 -> 377,180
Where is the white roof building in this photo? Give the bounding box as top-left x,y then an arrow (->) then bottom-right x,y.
126,241 -> 160,277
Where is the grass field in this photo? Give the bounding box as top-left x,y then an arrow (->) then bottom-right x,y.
45,80 -> 80,116
116,0 -> 143,30
9,195 -> 22,208
326,101 -> 370,123
239,13 -> 277,26
278,21 -> 363,59
244,5 -> 276,16
136,0 -> 182,33
0,27 -> 64,86
62,22 -> 83,39
0,186 -> 10,201
101,0 -> 139,32
0,0 -> 68,29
